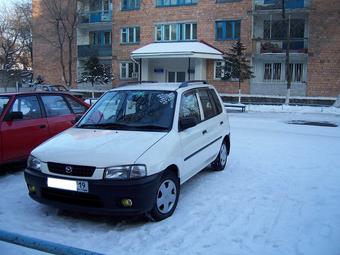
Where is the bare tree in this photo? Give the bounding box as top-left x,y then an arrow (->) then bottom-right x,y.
39,0 -> 78,88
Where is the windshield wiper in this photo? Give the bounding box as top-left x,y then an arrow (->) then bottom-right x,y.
77,123 -> 131,130
133,125 -> 169,131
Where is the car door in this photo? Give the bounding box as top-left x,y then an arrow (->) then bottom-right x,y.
40,94 -> 76,137
178,90 -> 207,181
1,95 -> 50,163
197,88 -> 223,162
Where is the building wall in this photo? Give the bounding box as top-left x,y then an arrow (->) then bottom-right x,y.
307,0 -> 340,97
112,0 -> 253,94
32,0 -> 77,87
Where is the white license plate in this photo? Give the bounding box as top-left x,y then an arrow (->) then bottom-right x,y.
47,178 -> 88,193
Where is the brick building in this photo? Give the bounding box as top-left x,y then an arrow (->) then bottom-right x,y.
32,0 -> 340,97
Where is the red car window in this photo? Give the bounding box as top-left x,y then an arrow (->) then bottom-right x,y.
64,96 -> 87,114
9,96 -> 43,120
0,95 -> 10,116
41,95 -> 72,117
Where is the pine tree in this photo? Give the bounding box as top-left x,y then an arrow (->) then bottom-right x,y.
222,41 -> 254,104
81,55 -> 111,97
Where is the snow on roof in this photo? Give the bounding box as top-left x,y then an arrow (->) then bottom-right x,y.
131,42 -> 223,60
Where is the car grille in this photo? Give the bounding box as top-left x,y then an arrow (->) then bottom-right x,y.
48,162 -> 96,177
42,188 -> 102,208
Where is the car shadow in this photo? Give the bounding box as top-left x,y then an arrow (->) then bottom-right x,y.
0,161 -> 26,176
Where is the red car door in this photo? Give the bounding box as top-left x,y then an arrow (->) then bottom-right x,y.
40,94 -> 76,137
1,95 -> 50,163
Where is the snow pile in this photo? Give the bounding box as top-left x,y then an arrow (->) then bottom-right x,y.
245,104 -> 340,114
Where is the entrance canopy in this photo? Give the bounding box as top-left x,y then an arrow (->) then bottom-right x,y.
131,42 -> 223,60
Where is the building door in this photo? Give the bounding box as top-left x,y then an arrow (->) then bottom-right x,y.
168,71 -> 186,82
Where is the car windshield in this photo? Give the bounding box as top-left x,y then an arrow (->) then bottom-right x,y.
0,96 -> 10,116
78,90 -> 176,131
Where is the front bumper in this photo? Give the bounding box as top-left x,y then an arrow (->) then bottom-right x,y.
24,169 -> 162,216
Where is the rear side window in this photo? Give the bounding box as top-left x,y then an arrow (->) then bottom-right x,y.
65,96 -> 87,114
209,89 -> 223,114
179,92 -> 201,123
41,95 -> 71,117
9,96 -> 42,120
198,89 -> 217,120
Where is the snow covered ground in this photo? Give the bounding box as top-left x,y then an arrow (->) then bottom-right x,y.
1,111 -> 340,255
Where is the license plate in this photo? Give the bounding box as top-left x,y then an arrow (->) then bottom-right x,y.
47,178 -> 88,193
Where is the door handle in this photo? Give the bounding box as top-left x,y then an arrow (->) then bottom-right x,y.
202,130 -> 207,135
220,121 -> 224,125
39,124 -> 46,129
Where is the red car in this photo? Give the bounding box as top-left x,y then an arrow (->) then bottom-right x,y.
0,92 -> 89,166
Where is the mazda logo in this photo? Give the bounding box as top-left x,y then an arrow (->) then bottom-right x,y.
65,166 -> 73,174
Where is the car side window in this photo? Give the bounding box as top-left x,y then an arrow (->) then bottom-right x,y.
198,89 -> 217,120
9,96 -> 42,120
64,96 -> 87,114
209,89 -> 223,114
179,91 -> 201,123
41,95 -> 72,117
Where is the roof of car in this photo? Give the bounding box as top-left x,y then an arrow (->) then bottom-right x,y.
111,82 -> 212,92
0,91 -> 73,96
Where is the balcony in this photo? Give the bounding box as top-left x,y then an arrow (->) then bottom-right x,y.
252,38 -> 308,55
253,0 -> 310,12
78,45 -> 112,58
79,11 -> 112,24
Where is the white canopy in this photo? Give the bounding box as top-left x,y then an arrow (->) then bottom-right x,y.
131,42 -> 223,60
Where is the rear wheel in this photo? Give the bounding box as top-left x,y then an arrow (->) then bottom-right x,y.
147,171 -> 180,221
212,141 -> 228,171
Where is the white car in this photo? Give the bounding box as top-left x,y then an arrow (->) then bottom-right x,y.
25,81 -> 231,221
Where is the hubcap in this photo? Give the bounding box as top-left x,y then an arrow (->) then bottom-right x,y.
220,143 -> 227,167
156,179 -> 177,214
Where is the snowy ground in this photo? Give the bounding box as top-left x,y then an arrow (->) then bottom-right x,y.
1,111 -> 340,255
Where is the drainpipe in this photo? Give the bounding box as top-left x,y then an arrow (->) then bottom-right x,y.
188,58 -> 191,81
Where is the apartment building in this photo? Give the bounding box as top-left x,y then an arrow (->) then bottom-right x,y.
32,0 -> 340,97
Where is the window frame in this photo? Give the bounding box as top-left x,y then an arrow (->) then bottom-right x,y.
120,62 -> 140,80
120,26 -> 140,44
121,0 -> 140,11
155,22 -> 197,42
215,20 -> 241,41
178,90 -> 203,131
197,88 -> 218,121
214,61 -> 239,81
156,0 -> 197,7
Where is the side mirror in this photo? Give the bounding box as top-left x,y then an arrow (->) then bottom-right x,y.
179,117 -> 198,131
5,111 -> 24,121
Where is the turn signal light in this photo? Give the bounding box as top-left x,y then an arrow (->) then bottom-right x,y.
121,199 -> 133,207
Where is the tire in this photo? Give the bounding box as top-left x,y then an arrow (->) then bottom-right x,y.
212,141 -> 228,171
147,171 -> 180,222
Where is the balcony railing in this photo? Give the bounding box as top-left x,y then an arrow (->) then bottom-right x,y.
254,0 -> 310,11
79,11 -> 112,24
252,38 -> 308,54
78,45 -> 112,58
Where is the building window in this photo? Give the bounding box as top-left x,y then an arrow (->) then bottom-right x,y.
121,0 -> 140,10
89,31 -> 112,46
214,61 -> 238,80
264,19 -> 305,40
216,0 -> 241,3
264,63 -> 281,81
289,63 -> 304,82
120,62 -> 139,79
215,20 -> 241,40
121,27 -> 140,44
156,0 -> 197,7
155,23 -> 197,42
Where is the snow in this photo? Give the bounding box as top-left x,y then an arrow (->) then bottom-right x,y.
131,42 -> 223,59
1,111 -> 340,255
245,104 -> 340,115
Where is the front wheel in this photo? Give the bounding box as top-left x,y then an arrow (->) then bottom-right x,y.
212,141 -> 228,171
147,171 -> 180,221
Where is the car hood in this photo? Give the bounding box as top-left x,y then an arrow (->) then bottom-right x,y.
32,128 -> 168,168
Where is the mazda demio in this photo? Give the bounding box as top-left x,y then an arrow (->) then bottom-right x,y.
25,81 -> 230,221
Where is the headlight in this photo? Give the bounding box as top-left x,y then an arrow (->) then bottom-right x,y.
104,165 -> 147,180
27,155 -> 42,171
